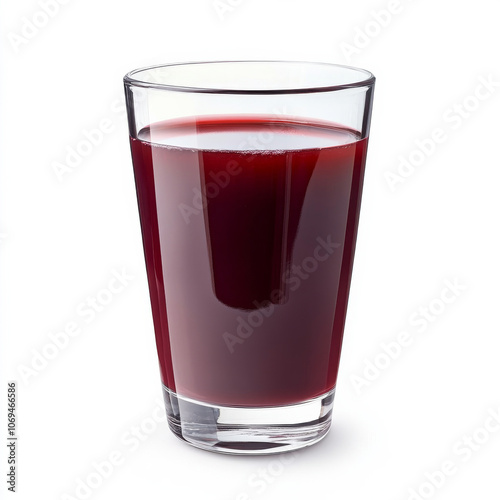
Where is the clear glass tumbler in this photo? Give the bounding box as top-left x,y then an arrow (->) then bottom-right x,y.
124,61 -> 375,454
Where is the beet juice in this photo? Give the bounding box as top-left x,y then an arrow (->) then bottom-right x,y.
130,116 -> 367,407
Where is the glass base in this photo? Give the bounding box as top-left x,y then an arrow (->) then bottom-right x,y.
163,386 -> 335,455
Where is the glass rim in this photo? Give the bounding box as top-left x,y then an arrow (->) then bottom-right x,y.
123,60 -> 375,95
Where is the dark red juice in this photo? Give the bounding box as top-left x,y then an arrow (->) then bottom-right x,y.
130,116 -> 368,406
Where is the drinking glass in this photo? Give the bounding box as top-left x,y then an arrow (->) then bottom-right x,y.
124,61 -> 375,454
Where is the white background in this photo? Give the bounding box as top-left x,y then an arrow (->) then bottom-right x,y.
1,0 -> 500,499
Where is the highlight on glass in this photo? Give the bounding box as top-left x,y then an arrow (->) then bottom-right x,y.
124,61 -> 375,454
